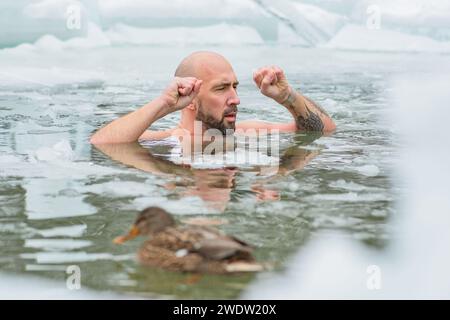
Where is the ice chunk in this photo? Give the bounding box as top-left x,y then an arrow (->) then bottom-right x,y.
324,24 -> 450,53
34,140 -> 76,162
356,164 -> 380,177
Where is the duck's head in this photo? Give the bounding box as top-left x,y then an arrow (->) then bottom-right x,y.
113,207 -> 176,244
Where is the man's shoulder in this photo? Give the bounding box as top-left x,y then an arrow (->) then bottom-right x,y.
138,129 -> 175,141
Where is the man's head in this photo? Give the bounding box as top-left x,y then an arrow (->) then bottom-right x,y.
175,51 -> 240,134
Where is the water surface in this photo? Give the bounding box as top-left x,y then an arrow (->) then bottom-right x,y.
2,45 -> 445,298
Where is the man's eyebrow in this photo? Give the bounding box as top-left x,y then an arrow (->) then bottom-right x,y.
212,81 -> 239,88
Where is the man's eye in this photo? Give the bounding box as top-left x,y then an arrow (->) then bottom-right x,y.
216,87 -> 225,91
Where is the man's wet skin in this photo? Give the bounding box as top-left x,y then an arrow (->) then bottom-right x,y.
89,51 -> 336,145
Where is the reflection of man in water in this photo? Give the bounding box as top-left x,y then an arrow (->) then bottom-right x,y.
89,51 -> 335,144
93,141 -> 319,212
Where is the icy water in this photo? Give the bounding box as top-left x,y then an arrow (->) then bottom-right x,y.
1,46 -> 448,298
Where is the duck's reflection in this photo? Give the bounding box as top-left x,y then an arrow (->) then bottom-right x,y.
92,134 -> 320,212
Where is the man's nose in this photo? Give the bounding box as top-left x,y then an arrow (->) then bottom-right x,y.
227,89 -> 240,106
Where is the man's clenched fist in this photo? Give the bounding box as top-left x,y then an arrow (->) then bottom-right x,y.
253,66 -> 291,105
160,77 -> 203,112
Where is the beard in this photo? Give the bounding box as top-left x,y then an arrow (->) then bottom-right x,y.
196,102 -> 237,135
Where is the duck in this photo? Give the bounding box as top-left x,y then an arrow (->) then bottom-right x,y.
113,206 -> 264,274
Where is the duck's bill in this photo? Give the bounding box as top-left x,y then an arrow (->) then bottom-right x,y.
113,225 -> 140,244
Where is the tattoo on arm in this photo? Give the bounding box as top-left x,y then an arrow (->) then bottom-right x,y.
296,107 -> 324,131
295,97 -> 325,132
304,96 -> 329,117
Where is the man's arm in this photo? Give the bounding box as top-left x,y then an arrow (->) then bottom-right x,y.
89,77 -> 202,144
237,66 -> 335,133
89,97 -> 170,144
282,89 -> 336,132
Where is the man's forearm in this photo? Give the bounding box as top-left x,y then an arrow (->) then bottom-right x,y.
89,97 -> 170,144
282,88 -> 336,132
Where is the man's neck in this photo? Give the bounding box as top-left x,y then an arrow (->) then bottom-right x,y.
178,111 -> 204,136
178,111 -> 191,133
176,112 -> 236,154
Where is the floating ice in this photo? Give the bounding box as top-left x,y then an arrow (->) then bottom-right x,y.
24,239 -> 92,251
356,164 -> 380,177
33,140 -> 76,162
36,224 -> 87,238
324,24 -> 450,53
81,180 -> 159,197
131,196 -> 219,215
307,191 -> 387,202
24,178 -> 97,220
0,154 -> 23,169
0,272 -> 129,299
329,179 -> 369,191
0,65 -> 105,90
20,251 -> 132,264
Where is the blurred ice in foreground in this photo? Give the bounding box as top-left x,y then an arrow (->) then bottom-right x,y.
0,272 -> 127,299
243,73 -> 450,299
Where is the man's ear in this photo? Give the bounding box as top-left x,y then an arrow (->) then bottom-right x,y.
186,100 -> 198,111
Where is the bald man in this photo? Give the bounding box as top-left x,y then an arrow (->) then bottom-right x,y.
89,51 -> 335,144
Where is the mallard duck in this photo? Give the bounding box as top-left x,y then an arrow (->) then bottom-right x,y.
113,207 -> 264,274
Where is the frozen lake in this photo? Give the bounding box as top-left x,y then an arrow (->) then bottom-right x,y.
1,0 -> 450,299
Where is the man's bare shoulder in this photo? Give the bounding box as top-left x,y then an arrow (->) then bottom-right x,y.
138,129 -> 176,141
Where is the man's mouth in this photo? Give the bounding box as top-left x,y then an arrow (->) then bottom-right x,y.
224,112 -> 237,122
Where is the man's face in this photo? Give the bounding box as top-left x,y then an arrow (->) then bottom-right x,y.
195,65 -> 240,135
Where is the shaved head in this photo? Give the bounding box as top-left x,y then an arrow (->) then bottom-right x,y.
174,51 -> 233,79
